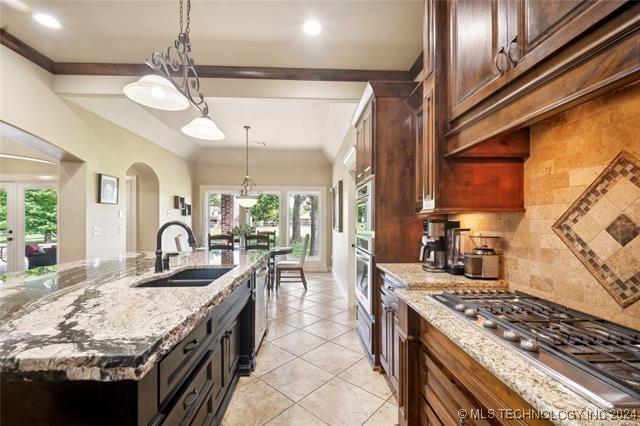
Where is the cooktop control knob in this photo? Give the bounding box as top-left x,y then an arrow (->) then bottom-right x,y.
503,330 -> 519,341
454,303 -> 466,312
483,319 -> 497,328
520,339 -> 540,352
464,308 -> 478,319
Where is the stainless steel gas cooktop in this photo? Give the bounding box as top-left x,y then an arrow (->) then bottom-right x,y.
434,290 -> 640,409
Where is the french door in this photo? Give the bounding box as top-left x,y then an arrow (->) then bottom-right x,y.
0,182 -> 58,273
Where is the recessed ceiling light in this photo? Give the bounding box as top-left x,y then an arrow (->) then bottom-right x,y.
33,12 -> 62,29
303,20 -> 322,36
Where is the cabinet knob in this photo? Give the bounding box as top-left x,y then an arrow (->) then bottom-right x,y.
494,46 -> 507,76
507,35 -> 519,67
183,338 -> 200,354
182,389 -> 199,409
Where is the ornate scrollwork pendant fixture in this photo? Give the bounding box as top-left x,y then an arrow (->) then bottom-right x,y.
123,0 -> 225,141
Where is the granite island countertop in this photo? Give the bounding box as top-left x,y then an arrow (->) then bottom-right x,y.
0,250 -> 267,382
377,262 -> 506,290
395,287 -> 640,425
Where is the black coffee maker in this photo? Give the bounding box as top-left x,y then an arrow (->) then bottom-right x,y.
419,219 -> 460,272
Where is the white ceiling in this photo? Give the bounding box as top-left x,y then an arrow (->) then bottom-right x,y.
0,0 -> 423,70
2,1 -> 420,162
64,95 -> 358,160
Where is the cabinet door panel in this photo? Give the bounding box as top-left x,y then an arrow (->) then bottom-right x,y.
507,0 -> 626,78
423,0 -> 435,79
362,103 -> 374,178
448,0 -> 509,119
355,123 -> 364,182
414,106 -> 424,211
422,80 -> 436,210
379,300 -> 389,373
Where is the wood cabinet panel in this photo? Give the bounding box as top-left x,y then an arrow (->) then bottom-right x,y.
379,298 -> 390,373
423,0 -> 435,79
506,0 -> 627,79
420,319 -> 551,426
448,0 -> 509,119
422,79 -> 436,210
355,102 -> 374,183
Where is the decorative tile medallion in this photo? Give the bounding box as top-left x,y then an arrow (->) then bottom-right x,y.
553,151 -> 640,308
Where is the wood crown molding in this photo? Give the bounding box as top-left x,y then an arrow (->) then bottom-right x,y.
1,29 -> 423,82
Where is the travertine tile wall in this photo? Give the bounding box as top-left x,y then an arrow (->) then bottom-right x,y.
452,84 -> 640,329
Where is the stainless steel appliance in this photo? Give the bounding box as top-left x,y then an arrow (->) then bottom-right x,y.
356,180 -> 374,236
446,228 -> 470,275
420,219 -> 459,272
254,261 -> 269,349
464,234 -> 500,279
434,290 -> 640,409
355,234 -> 374,316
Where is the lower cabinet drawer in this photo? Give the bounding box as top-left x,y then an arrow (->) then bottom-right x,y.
355,302 -> 373,356
190,387 -> 216,426
163,348 -> 219,426
160,316 -> 213,403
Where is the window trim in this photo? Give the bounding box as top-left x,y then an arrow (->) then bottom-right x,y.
200,185 -> 327,268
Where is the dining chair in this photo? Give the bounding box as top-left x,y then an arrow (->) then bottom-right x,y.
208,234 -> 234,250
258,230 -> 276,247
245,234 -> 270,250
275,234 -> 309,290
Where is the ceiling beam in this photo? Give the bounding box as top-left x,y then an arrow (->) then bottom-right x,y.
53,63 -> 411,82
2,29 -> 419,82
0,29 -> 54,73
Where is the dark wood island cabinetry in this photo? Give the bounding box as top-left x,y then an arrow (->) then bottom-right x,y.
0,253 -> 269,426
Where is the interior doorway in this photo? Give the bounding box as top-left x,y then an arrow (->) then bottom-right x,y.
125,163 -> 159,252
0,182 -> 58,272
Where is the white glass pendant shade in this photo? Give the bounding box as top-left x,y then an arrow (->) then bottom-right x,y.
123,75 -> 190,111
237,195 -> 259,208
181,116 -> 226,141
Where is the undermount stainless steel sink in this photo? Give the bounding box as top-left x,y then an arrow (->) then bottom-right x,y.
136,267 -> 234,288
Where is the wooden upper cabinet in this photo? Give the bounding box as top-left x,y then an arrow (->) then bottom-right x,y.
422,80 -> 436,210
423,0 -> 435,79
506,0 -> 628,79
355,101 -> 373,183
362,102 -> 374,178
448,0 -> 509,120
355,122 -> 364,181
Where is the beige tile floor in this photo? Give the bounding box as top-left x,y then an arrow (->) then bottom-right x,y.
222,273 -> 398,426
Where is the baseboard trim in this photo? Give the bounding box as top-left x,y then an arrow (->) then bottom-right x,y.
332,270 -> 349,302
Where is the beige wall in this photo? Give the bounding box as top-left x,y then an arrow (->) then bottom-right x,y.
331,128 -> 357,304
0,46 -> 194,260
452,84 -> 640,329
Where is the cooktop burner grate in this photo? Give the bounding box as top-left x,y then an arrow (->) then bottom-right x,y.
434,290 -> 640,409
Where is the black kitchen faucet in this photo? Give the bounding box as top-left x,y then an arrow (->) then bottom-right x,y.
155,221 -> 197,273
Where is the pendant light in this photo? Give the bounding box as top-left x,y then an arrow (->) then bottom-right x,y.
181,116 -> 225,141
123,75 -> 190,111
122,0 -> 225,140
237,126 -> 259,208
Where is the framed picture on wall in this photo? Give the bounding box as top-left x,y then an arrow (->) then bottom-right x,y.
98,174 -> 119,204
332,180 -> 343,232
186,204 -> 192,216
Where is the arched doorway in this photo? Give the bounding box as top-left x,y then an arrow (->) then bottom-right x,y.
125,163 -> 159,252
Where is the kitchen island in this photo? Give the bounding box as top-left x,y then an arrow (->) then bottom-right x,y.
0,250 -> 269,425
377,263 -> 640,426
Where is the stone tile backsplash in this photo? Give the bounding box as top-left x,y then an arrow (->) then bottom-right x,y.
451,84 -> 640,329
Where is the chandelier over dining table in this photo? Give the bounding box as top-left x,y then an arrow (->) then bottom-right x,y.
123,0 -> 225,141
